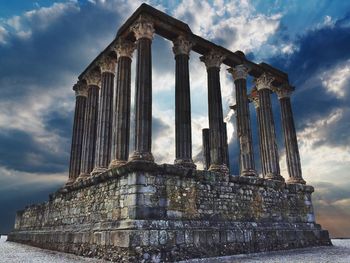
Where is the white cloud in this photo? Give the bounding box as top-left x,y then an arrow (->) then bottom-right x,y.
0,86 -> 73,156
321,60 -> 350,98
173,0 -> 281,53
296,109 -> 350,185
2,1 -> 80,40
0,26 -> 8,44
0,165 -> 65,192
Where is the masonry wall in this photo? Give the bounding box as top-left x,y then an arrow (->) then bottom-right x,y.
9,163 -> 331,262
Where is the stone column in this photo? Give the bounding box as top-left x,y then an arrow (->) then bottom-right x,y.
223,122 -> 230,168
91,55 -> 116,175
78,70 -> 100,179
228,65 -> 256,176
276,85 -> 305,184
67,82 -> 87,185
249,90 -> 266,177
130,16 -> 155,162
110,39 -> 135,168
172,35 -> 196,168
200,51 -> 229,175
202,128 -> 210,170
255,73 -> 283,181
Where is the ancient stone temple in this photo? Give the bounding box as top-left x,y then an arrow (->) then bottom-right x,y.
8,4 -> 331,262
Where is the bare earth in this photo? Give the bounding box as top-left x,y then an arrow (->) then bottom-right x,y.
1,235 -> 349,263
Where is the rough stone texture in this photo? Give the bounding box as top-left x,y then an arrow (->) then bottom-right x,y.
9,163 -> 331,262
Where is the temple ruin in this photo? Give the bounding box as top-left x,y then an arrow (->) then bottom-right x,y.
8,4 -> 331,262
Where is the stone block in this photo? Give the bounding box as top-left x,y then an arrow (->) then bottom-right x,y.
111,231 -> 130,248
149,230 -> 159,246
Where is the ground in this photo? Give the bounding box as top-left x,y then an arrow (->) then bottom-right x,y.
1,235 -> 349,262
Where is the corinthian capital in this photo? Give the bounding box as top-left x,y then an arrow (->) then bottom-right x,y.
115,38 -> 136,59
255,72 -> 275,91
276,84 -> 294,99
227,64 -> 249,80
131,15 -> 155,40
200,50 -> 225,69
172,35 -> 193,56
73,81 -> 88,97
84,69 -> 101,87
98,55 -> 117,74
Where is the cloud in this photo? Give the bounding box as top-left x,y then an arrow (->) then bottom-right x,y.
173,0 -> 282,53
321,59 -> 350,98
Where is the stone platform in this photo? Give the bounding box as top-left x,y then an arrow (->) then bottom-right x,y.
8,163 -> 331,262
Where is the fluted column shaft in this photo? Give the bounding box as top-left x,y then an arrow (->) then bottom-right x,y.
200,51 -> 229,176
222,122 -> 229,168
173,36 -> 195,168
250,95 -> 267,177
256,73 -> 283,181
110,53 -> 133,167
67,84 -> 87,184
278,89 -> 305,184
202,128 -> 211,170
207,67 -> 227,171
229,65 -> 256,176
130,19 -> 155,162
92,71 -> 114,174
79,85 -> 99,176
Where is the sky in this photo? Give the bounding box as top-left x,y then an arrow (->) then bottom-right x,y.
0,0 -> 349,237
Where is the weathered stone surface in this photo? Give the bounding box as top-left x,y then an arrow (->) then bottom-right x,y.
9,164 -> 331,262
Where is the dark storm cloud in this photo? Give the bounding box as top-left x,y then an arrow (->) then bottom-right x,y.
0,1 -> 136,174
0,128 -> 68,173
265,14 -> 350,149
0,2 -> 127,100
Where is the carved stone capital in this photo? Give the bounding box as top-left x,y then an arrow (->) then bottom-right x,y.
227,64 -> 249,80
131,15 -> 155,40
115,39 -> 135,59
276,84 -> 294,99
255,73 -> 275,91
73,82 -> 88,97
84,69 -> 101,87
172,35 -> 193,56
98,55 -> 117,74
200,50 -> 225,69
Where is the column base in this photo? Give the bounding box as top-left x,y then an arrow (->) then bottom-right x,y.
76,172 -> 90,181
241,169 -> 258,177
209,164 -> 229,174
91,167 -> 108,176
174,158 -> 196,169
287,177 -> 306,184
265,172 -> 285,182
65,177 -> 75,186
109,159 -> 127,169
130,151 -> 154,162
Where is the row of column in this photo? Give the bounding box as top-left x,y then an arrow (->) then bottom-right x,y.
67,15 -> 303,185
227,65 -> 305,184
67,16 -> 231,185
